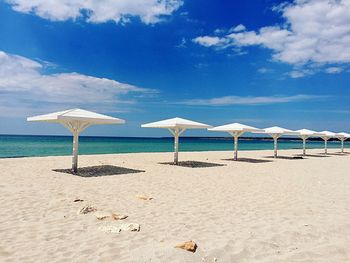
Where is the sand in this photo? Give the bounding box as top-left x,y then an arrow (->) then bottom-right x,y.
0,149 -> 350,262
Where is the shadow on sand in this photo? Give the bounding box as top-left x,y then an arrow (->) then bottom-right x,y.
53,165 -> 145,177
295,154 -> 330,158
222,158 -> 272,163
264,156 -> 304,160
160,161 -> 225,168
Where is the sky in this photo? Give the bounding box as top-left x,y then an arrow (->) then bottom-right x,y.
0,0 -> 350,137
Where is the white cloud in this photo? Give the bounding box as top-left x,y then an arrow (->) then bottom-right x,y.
192,36 -> 224,47
193,0 -> 350,75
229,24 -> 246,33
5,0 -> 183,24
325,67 -> 344,74
288,70 -> 307,78
0,51 -> 156,115
179,94 -> 327,106
258,67 -> 273,74
287,68 -> 316,78
214,28 -> 226,34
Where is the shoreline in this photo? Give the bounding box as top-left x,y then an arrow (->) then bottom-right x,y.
1,133 -> 348,141
0,147 -> 346,160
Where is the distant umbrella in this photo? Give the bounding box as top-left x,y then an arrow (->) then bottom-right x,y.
335,132 -> 350,153
295,129 -> 321,156
317,131 -> 336,154
141,117 -> 211,164
208,123 -> 263,160
254,126 -> 298,158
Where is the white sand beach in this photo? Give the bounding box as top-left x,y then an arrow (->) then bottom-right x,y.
1,149 -> 350,262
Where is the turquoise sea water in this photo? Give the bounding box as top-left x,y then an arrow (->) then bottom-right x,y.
0,135 -> 348,158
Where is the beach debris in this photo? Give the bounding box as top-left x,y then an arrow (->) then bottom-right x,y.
95,212 -> 111,220
95,212 -> 128,221
111,213 -> 128,220
175,240 -> 197,253
136,194 -> 153,201
99,223 -> 140,233
73,198 -> 84,202
77,205 -> 97,215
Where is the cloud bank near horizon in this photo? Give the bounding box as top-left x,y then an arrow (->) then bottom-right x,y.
0,51 -> 156,116
179,94 -> 329,106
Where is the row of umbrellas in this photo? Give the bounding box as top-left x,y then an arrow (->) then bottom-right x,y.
27,109 -> 350,172
142,118 -> 350,162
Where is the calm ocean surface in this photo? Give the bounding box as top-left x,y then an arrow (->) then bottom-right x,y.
0,135 -> 347,158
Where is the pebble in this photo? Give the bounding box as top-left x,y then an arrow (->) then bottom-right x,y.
175,240 -> 197,253
99,223 -> 140,233
77,205 -> 97,215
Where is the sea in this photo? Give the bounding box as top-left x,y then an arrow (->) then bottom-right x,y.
0,135 -> 347,158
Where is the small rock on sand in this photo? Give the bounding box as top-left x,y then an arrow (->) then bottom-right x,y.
111,213 -> 128,220
99,223 -> 140,233
95,212 -> 128,221
73,198 -> 84,202
77,205 -> 97,215
136,194 -> 153,201
94,212 -> 111,220
175,240 -> 197,253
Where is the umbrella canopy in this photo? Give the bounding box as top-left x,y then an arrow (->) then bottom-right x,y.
295,129 -> 321,155
141,117 -> 211,129
335,132 -> 350,153
141,117 -> 211,164
253,126 -> 298,158
296,129 -> 320,137
317,131 -> 336,154
208,123 -> 263,160
336,132 -> 350,138
319,131 -> 336,138
262,126 -> 297,136
28,108 -> 125,172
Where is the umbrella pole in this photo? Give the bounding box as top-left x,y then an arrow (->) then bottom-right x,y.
174,129 -> 179,165
324,139 -> 328,154
72,131 -> 79,173
303,137 -> 306,156
233,135 -> 239,161
341,139 -> 344,153
273,136 -> 278,158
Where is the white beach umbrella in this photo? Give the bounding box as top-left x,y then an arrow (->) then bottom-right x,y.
208,123 -> 263,160
335,132 -> 350,153
141,117 -> 211,164
295,129 -> 321,156
27,108 -> 125,172
317,131 -> 336,154
253,126 -> 298,158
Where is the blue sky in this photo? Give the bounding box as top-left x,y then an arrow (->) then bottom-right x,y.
0,0 -> 349,137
